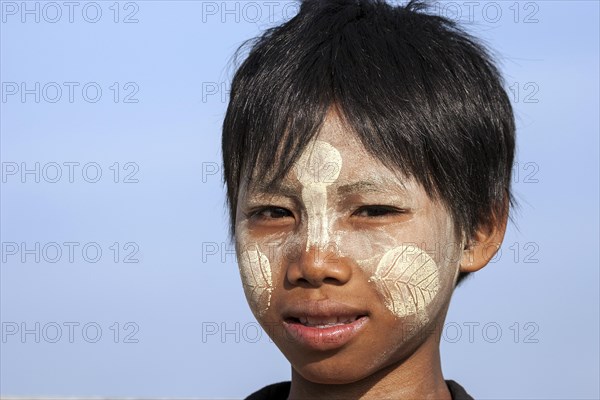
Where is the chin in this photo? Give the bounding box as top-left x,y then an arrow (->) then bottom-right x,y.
296,362 -> 373,385
290,348 -> 388,385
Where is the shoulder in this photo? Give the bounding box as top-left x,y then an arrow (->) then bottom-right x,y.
245,381 -> 291,400
446,379 -> 475,400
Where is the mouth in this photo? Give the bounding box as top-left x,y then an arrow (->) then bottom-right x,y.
285,315 -> 367,328
281,300 -> 370,351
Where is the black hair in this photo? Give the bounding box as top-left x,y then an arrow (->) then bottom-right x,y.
221,0 -> 515,285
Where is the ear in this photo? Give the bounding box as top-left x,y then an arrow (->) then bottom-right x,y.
460,206 -> 509,273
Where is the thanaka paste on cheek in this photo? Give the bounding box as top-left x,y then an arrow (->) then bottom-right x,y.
237,244 -> 273,317
369,245 -> 440,323
295,140 -> 342,252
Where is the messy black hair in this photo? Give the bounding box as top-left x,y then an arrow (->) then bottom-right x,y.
222,0 -> 515,285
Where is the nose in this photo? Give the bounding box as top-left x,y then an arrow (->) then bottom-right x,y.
286,242 -> 352,288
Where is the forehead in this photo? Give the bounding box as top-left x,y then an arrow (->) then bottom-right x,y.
242,110 -> 422,198
312,111 -> 366,155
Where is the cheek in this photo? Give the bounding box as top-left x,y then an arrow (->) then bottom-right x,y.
335,217 -> 460,325
235,233 -> 301,318
236,243 -> 274,318
369,245 -> 440,323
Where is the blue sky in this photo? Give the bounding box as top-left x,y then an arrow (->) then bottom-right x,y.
1,1 -> 598,398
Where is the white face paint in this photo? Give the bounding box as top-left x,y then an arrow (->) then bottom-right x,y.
369,245 -> 440,323
237,245 -> 273,317
292,140 -> 442,324
294,140 -> 342,252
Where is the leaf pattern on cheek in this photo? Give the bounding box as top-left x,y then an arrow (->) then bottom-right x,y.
239,248 -> 273,317
370,245 -> 440,321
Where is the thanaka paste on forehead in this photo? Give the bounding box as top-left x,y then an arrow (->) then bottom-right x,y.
294,140 -> 342,252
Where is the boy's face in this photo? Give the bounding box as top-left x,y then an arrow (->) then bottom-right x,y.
234,111 -> 466,383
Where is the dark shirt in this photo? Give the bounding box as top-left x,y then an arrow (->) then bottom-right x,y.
246,379 -> 474,400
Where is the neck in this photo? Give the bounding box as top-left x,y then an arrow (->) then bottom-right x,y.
287,333 -> 451,400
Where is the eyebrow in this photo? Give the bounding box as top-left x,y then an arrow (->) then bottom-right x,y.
336,180 -> 408,196
248,181 -> 300,198
248,178 -> 410,198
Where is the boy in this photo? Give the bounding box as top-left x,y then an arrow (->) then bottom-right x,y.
221,0 -> 515,398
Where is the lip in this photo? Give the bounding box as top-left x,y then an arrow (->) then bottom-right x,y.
281,299 -> 369,351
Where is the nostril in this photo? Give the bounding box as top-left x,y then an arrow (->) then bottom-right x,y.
289,276 -> 321,288
286,249 -> 352,287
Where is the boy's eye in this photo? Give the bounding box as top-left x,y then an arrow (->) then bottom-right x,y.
251,206 -> 294,221
352,205 -> 405,218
